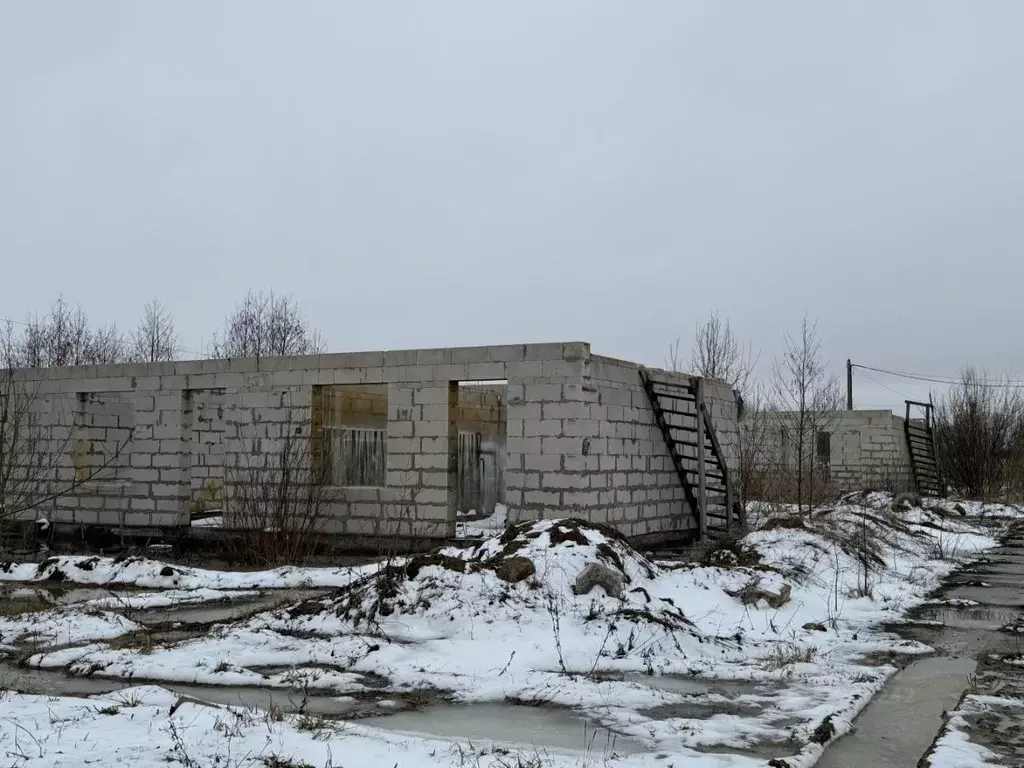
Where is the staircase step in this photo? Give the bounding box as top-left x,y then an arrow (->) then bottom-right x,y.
651,392 -> 697,405
658,407 -> 697,418
683,469 -> 726,484
645,375 -> 694,390
672,438 -> 701,449
667,422 -> 701,434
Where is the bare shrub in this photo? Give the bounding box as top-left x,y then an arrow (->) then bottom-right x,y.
211,290 -> 324,361
224,413 -> 336,566
934,367 -> 1024,501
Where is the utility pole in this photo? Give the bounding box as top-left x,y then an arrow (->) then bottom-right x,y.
846,359 -> 854,410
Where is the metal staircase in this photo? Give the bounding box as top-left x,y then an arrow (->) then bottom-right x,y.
904,399 -> 942,497
640,369 -> 739,539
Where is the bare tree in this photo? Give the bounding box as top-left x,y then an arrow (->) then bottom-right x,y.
672,313 -> 762,524
210,290 -> 324,361
225,412 -> 336,565
771,314 -> 842,515
934,367 -> 1024,501
40,297 -> 92,367
735,381 -> 776,512
15,314 -> 48,368
685,312 -> 759,397
15,296 -> 128,367
1,321 -> 134,540
130,299 -> 179,363
86,322 -> 128,365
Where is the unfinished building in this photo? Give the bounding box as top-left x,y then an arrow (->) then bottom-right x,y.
748,400 -> 940,497
6,342 -> 742,547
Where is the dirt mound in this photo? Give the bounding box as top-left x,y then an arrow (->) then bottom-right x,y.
283,518 -> 702,648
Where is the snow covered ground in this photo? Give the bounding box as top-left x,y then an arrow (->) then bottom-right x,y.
923,692 -> 1024,768
0,492 -> 1020,767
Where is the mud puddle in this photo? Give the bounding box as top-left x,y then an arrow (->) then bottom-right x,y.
620,672 -> 776,697
639,697 -> 765,720
360,702 -> 646,755
962,700 -> 1024,762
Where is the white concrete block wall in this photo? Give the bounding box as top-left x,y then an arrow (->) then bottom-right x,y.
10,341 -> 735,545
581,356 -> 741,542
751,409 -> 915,493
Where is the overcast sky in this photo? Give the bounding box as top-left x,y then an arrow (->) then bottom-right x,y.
3,2 -> 1023,411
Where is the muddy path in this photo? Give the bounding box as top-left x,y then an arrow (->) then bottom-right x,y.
817,526 -> 1024,768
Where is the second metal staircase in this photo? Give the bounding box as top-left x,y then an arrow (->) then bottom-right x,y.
905,399 -> 942,496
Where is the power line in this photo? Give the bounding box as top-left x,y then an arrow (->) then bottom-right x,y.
855,369 -> 913,400
851,363 -> 1024,388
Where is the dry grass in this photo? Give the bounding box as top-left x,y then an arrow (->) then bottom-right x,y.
761,642 -> 817,671
104,630 -> 158,653
292,713 -> 347,741
0,598 -> 51,618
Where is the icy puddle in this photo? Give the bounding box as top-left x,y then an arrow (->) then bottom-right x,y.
962,560 -> 1024,576
0,663 -> 382,717
621,672 -> 774,697
1,585 -> 318,627
817,656 -> 978,768
914,603 -> 1022,631
2,585 -> 139,607
950,572 -> 1024,590
361,702 -> 646,755
1,660 -> 649,749
942,583 -> 1024,607
133,590 -> 323,626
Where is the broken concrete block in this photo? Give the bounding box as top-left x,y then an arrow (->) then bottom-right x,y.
494,556 -> 535,584
726,578 -> 792,609
572,562 -> 623,598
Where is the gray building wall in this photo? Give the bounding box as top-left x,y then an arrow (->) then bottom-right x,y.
751,409 -> 914,494
8,341 -> 740,545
